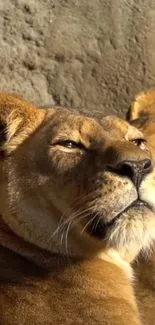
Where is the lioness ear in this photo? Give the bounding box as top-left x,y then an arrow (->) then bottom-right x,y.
128,90 -> 155,121
0,93 -> 45,156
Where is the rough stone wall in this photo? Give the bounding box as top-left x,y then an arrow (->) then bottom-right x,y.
0,0 -> 155,117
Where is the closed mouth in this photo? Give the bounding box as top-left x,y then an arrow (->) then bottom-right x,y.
89,199 -> 150,240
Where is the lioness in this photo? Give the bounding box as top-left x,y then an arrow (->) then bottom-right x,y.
0,93 -> 155,325
128,89 -> 155,325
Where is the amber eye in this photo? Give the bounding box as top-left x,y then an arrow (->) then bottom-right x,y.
131,138 -> 146,146
55,140 -> 85,150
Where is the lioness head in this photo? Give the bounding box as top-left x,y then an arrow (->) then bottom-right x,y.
0,93 -> 155,263
129,89 -> 155,161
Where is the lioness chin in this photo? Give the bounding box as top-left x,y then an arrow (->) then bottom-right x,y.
128,89 -> 155,325
0,93 -> 155,324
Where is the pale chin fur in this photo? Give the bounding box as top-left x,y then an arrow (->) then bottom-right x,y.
106,171 -> 155,262
107,210 -> 155,261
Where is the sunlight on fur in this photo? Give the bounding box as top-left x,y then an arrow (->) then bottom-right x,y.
0,93 -> 155,325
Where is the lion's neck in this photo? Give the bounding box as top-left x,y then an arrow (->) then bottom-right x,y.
0,216 -> 57,269
0,216 -> 133,281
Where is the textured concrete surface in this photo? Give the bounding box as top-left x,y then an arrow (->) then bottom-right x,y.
0,0 -> 155,117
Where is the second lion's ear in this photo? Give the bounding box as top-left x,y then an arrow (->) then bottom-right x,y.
0,93 -> 45,157
128,89 -> 155,121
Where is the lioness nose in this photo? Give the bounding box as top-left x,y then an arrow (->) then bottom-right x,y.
115,159 -> 152,187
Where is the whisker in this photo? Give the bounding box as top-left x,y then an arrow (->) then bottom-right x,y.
59,212 -> 92,254
80,214 -> 98,234
65,219 -> 72,256
51,206 -> 94,239
93,214 -> 101,232
58,209 -> 92,240
70,190 -> 98,209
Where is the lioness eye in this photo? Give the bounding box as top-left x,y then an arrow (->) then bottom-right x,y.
56,140 -> 85,149
131,138 -> 146,146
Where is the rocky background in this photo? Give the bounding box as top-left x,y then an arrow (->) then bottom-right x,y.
0,0 -> 155,117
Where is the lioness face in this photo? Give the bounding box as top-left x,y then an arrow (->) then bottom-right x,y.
1,94 -> 155,261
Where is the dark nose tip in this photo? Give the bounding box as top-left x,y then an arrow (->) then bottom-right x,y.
115,159 -> 152,187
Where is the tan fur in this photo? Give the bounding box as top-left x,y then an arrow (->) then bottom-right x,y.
129,89 -> 155,121
0,93 -> 155,324
129,89 -> 155,161
128,89 -> 155,325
